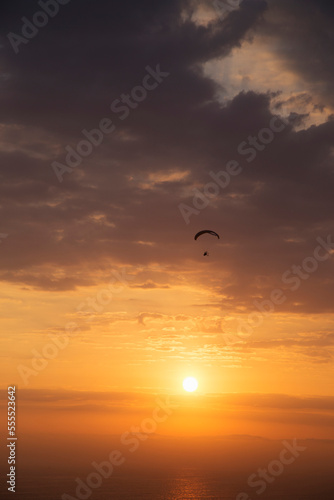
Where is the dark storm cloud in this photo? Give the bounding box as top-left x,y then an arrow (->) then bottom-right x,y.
0,0 -> 334,316
0,1 -> 267,268
0,0 -> 267,135
259,0 -> 334,106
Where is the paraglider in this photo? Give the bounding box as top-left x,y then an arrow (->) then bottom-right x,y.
194,230 -> 220,241
194,230 -> 220,257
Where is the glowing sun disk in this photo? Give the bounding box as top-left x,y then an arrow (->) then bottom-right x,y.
183,377 -> 198,392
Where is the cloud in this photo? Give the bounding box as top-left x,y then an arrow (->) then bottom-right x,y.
233,333 -> 334,363
132,280 -> 170,289
0,0 -> 333,319
1,389 -> 334,429
258,0 -> 334,107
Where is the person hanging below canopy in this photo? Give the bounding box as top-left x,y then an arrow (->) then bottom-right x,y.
194,230 -> 220,257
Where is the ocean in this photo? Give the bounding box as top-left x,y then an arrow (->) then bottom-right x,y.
2,435 -> 333,499
8,468 -> 334,500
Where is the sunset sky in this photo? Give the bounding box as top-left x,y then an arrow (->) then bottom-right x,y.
1,1 -> 334,497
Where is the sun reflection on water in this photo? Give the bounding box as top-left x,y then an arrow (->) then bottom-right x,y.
164,468 -> 231,499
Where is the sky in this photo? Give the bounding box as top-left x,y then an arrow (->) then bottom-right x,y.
0,0 -> 334,497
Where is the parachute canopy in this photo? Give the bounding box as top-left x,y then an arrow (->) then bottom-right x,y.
194,230 -> 220,241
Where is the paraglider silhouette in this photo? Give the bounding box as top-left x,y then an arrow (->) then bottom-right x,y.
194,230 -> 220,256
194,230 -> 220,241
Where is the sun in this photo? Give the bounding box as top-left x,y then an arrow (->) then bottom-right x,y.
183,376 -> 198,393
